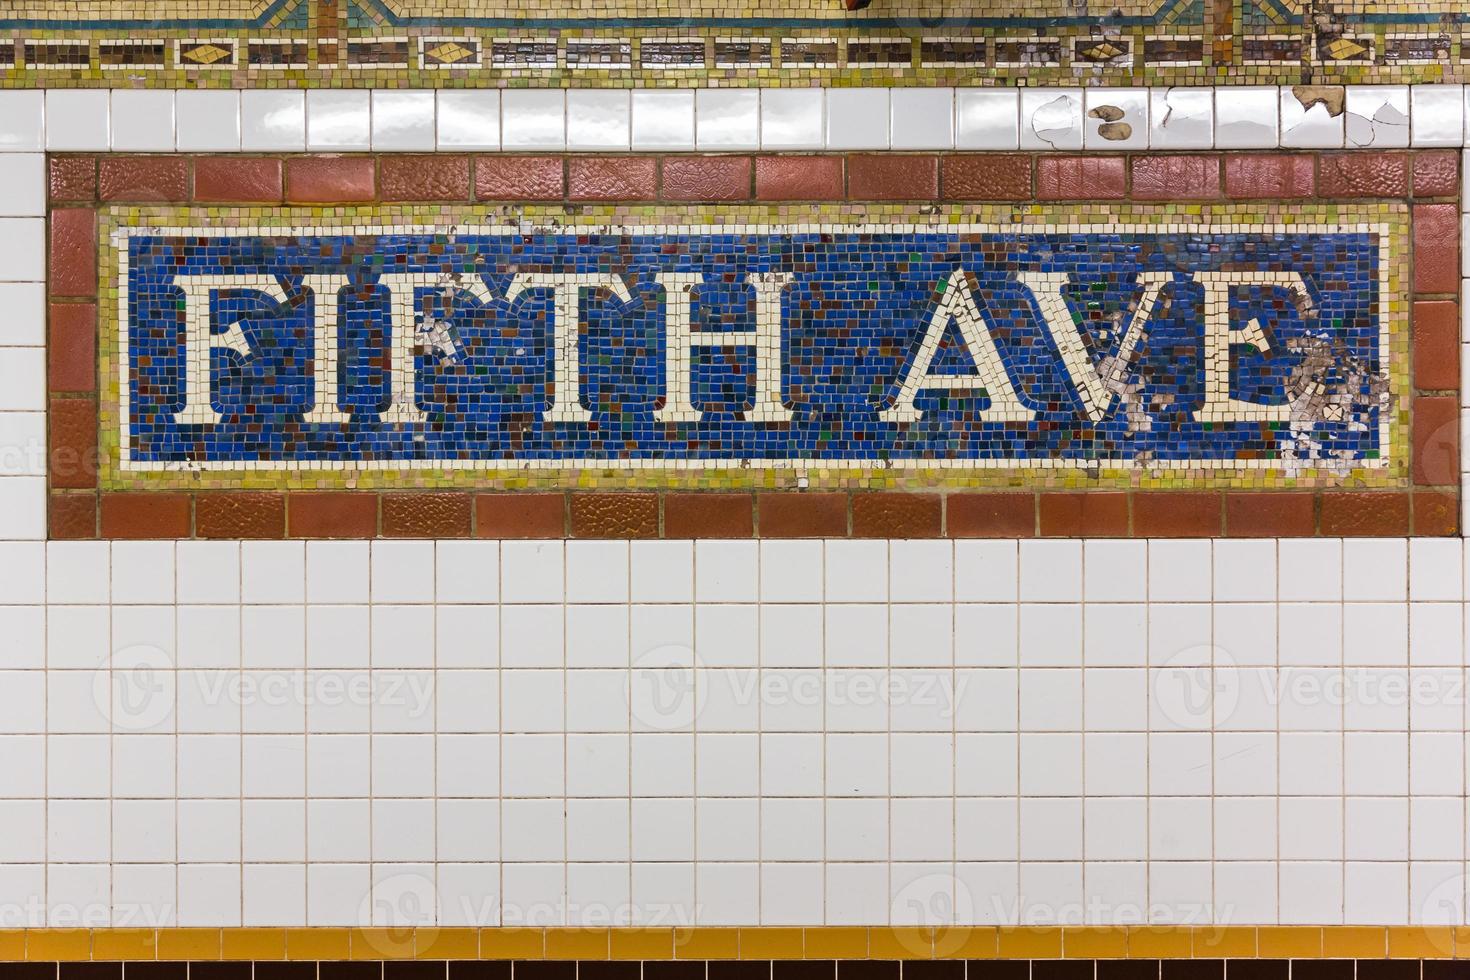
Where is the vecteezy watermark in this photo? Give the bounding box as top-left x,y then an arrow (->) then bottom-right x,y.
0,896 -> 175,929
93,649 -> 436,732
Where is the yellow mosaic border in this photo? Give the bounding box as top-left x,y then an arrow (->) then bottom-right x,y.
3,926 -> 1468,961
96,202 -> 1411,494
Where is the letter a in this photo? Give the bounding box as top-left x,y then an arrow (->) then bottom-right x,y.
881,268 -> 1034,424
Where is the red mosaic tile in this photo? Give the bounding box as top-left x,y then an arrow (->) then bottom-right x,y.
1320,491 -> 1410,536
1413,490 -> 1460,536
661,157 -> 752,201
1412,204 -> 1460,294
851,493 -> 942,537
1412,150 -> 1460,197
1037,492 -> 1128,537
1413,301 -> 1459,391
48,157 -> 96,202
1134,492 -> 1223,537
48,397 -> 97,490
1317,152 -> 1409,198
1412,395 -> 1459,485
48,493 -> 97,539
568,157 -> 659,202
288,492 -> 379,537
193,157 -> 284,203
1225,493 -> 1316,537
382,492 -> 472,537
284,156 -> 376,204
196,493 -> 286,538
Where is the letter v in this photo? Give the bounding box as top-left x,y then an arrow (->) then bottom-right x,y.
1017,270 -> 1174,423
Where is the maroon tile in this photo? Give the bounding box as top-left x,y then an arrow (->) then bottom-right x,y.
851,493 -> 942,537
664,492 -> 754,538
1412,149 -> 1460,197
570,493 -> 659,537
758,493 -> 847,537
1413,204 -> 1460,294
1133,492 -> 1222,537
49,209 -> 97,298
474,156 -> 563,200
946,493 -> 1035,537
1036,156 -> 1125,200
475,492 -> 565,538
568,157 -> 659,201
755,156 -> 843,200
48,397 -> 97,489
49,156 -> 96,202
1037,492 -> 1128,537
1131,155 -> 1220,200
661,156 -> 752,201
1414,300 -> 1459,391
288,492 -> 378,537
379,155 -> 471,201
382,492 -> 472,537
99,156 -> 190,202
1413,395 -> 1459,485
48,302 -> 95,393
941,154 -> 1031,200
284,156 -> 376,203
100,493 -> 191,538
846,155 -> 939,200
193,157 -> 283,203
1414,490 -> 1460,536
1224,154 -> 1314,198
1320,491 -> 1410,536
1224,493 -> 1316,536
1317,152 -> 1409,197
196,493 -> 286,538
49,492 -> 97,539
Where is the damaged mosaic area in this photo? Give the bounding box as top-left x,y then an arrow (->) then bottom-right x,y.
98,203 -> 1409,492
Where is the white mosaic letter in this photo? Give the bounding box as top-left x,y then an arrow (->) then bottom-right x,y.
299,274 -> 352,425
881,267 -> 1034,424
506,272 -> 633,423
1193,270 -> 1311,424
172,274 -> 288,426
1019,270 -> 1174,423
654,272 -> 794,424
375,273 -> 498,426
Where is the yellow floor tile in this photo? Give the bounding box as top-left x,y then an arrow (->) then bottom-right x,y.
610,930 -> 674,961
1193,928 -> 1256,959
1257,927 -> 1323,959
934,926 -> 997,960
221,930 -> 287,961
0,932 -> 24,962
352,929 -> 417,960
868,928 -> 931,960
1321,927 -> 1386,959
739,929 -> 805,959
1127,928 -> 1192,959
286,928 -> 352,961
1063,928 -> 1127,959
416,929 -> 481,960
802,929 -> 868,959
997,928 -> 1063,959
545,929 -> 610,961
674,928 -> 739,960
25,930 -> 92,962
1387,927 -> 1454,959
479,929 -> 546,960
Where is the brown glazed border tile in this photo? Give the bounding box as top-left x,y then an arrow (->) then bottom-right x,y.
2,925 -> 1469,961
56,151 -> 1458,539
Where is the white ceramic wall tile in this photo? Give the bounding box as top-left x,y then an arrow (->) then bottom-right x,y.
631,90 -> 695,150
1084,87 -> 1148,150
501,89 -> 566,150
241,90 -> 306,152
825,88 -> 890,150
175,90 -> 241,152
1020,87 -> 1083,151
44,89 -> 109,151
0,219 -> 45,282
889,87 -> 954,150
0,155 -> 45,217
307,89 -> 371,151
110,89 -> 175,152
371,90 -> 436,151
1148,86 -> 1213,149
435,90 -> 500,150
567,90 -> 631,151
955,89 -> 1019,150
1345,84 -> 1409,148
0,91 -> 44,152
0,283 -> 44,345
759,88 -> 824,150
1215,85 -> 1279,149
1279,86 -> 1345,148
695,89 -> 758,150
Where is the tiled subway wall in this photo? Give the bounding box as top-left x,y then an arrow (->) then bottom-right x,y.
1,537 -> 1468,927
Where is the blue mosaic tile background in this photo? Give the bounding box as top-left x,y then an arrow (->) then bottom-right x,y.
124,230 -> 1381,467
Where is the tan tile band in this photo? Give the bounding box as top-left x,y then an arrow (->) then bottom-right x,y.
0,928 -> 1465,962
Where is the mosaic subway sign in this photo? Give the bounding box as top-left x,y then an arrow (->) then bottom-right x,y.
104,207 -> 1404,488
